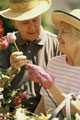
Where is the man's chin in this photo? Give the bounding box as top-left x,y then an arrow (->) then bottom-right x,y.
28,36 -> 39,41
24,34 -> 40,41
29,39 -> 36,41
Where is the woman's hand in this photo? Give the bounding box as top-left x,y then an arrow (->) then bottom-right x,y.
10,51 -> 27,72
26,64 -> 54,89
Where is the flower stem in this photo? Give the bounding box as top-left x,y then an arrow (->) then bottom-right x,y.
13,41 -> 19,52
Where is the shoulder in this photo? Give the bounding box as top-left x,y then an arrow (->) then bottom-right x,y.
42,30 -> 58,46
48,55 -> 65,65
44,30 -> 57,37
51,55 -> 65,60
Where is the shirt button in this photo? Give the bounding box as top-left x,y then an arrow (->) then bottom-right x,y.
28,50 -> 31,53
26,43 -> 28,45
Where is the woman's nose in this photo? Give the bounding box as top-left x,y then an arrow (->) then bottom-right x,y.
57,31 -> 62,39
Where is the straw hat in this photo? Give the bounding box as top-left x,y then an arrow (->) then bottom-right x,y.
0,0 -> 51,21
52,9 -> 80,31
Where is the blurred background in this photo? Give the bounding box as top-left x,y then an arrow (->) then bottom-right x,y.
0,0 -> 80,36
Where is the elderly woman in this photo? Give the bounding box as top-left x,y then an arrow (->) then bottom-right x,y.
26,9 -> 80,117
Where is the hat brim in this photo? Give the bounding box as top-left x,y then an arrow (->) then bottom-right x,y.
0,1 -> 50,21
52,10 -> 80,31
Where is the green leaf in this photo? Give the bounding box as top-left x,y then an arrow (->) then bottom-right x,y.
71,115 -> 75,120
11,69 -> 18,76
4,81 -> 9,88
0,69 -> 10,76
0,71 -> 3,78
0,45 -> 2,50
63,115 -> 75,120
10,45 -> 17,52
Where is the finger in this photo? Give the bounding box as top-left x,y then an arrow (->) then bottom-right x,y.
11,51 -> 23,56
10,52 -> 23,62
25,63 -> 32,68
17,61 -> 27,68
12,60 -> 27,69
10,51 -> 23,60
25,63 -> 38,69
15,55 -> 27,60
10,55 -> 27,65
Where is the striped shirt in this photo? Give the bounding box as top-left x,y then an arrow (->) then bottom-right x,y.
40,55 -> 80,113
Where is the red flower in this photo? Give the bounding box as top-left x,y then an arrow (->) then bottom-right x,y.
1,38 -> 9,50
0,20 -> 3,28
0,20 -> 19,52
13,97 -> 21,104
19,89 -> 24,99
0,20 -> 4,37
0,117 -> 3,120
0,27 -> 4,37
0,20 -> 4,38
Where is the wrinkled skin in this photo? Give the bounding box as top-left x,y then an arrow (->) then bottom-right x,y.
26,64 -> 54,89
10,51 -> 27,72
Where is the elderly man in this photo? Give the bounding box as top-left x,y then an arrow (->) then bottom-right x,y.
0,0 -> 59,112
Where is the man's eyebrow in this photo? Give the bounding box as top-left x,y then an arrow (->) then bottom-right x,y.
21,20 -> 29,23
33,16 -> 39,20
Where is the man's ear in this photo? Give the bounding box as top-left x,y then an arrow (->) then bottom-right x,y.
11,20 -> 17,29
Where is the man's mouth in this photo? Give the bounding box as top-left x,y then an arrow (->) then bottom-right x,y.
28,32 -> 36,34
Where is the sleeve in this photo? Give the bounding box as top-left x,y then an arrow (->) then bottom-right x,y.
44,32 -> 61,67
48,35 -> 60,57
0,47 -> 10,69
40,87 -> 45,96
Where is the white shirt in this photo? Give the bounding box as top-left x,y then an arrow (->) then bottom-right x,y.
40,55 -> 80,113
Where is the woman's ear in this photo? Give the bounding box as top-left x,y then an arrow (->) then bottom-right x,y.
11,20 -> 17,29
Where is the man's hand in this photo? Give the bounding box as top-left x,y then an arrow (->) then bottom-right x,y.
10,51 -> 27,72
26,64 -> 54,89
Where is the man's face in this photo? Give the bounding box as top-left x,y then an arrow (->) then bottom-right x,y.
13,16 -> 41,41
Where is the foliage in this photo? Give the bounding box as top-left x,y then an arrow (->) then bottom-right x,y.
0,82 -> 24,108
0,107 -> 80,120
0,0 -> 17,36
0,19 -> 24,112
41,12 -> 58,35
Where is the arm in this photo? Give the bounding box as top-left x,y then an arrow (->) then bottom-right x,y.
34,96 -> 45,115
49,83 -> 80,115
49,83 -> 65,105
26,64 -> 80,115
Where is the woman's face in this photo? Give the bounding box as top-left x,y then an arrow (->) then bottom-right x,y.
57,22 -> 80,54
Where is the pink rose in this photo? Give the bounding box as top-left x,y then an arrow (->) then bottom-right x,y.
7,32 -> 16,43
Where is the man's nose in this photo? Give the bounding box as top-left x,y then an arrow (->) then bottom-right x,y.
28,21 -> 35,31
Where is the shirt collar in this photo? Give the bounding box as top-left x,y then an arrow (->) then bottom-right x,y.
16,26 -> 46,46
34,26 -> 47,45
16,32 -> 26,46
